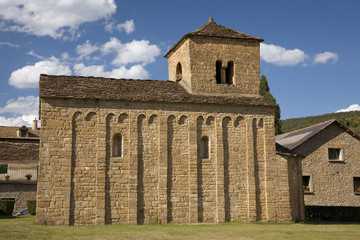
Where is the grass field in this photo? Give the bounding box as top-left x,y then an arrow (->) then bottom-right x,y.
1,216 -> 360,240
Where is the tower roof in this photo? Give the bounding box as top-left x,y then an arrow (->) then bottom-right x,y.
165,18 -> 263,58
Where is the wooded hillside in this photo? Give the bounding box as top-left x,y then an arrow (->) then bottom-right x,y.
281,111 -> 360,135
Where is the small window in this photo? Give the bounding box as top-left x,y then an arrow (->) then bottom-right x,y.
0,165 -> 8,174
113,134 -> 122,157
302,175 -> 313,193
354,177 -> 360,194
200,136 -> 209,159
328,148 -> 344,161
226,61 -> 234,84
216,60 -> 222,84
176,62 -> 182,81
216,60 -> 234,85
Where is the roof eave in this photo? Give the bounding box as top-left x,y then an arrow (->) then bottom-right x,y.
164,34 -> 263,59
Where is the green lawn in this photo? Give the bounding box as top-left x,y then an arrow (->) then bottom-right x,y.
1,216 -> 360,240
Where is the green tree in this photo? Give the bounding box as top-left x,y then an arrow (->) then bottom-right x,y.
260,75 -> 282,135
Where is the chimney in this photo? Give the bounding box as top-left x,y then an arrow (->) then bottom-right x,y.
33,118 -> 38,130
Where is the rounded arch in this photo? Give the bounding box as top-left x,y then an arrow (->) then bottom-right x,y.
206,116 -> 215,126
197,116 -> 204,125
258,118 -> 264,128
148,114 -> 158,124
234,116 -> 244,127
85,112 -> 96,121
167,115 -> 176,122
222,116 -> 231,127
200,135 -> 210,159
106,113 -> 116,122
178,115 -> 188,125
112,133 -> 122,157
176,62 -> 182,81
118,113 -> 129,124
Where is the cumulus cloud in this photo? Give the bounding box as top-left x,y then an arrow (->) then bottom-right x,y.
0,96 -> 39,127
116,19 -> 135,34
260,43 -> 308,66
0,0 -> 116,39
9,57 -> 71,88
74,63 -> 150,79
76,40 -> 99,59
314,52 -> 339,64
0,115 -> 38,127
105,19 -> 135,34
336,104 -> 360,113
101,38 -> 160,66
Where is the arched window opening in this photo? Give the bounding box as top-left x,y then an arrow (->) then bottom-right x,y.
226,61 -> 234,84
113,134 -> 122,157
176,62 -> 182,81
200,136 -> 209,159
216,60 -> 222,84
216,60 -> 234,85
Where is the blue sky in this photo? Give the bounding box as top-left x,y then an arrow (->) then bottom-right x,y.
0,0 -> 359,127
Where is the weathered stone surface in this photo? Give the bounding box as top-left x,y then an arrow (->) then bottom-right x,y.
36,19 -> 296,225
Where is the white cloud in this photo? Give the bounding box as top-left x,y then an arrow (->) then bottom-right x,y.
0,115 -> 38,127
336,104 -> 360,113
0,96 -> 38,115
101,38 -> 160,66
116,19 -> 135,34
27,50 -> 44,59
0,0 -> 116,39
74,63 -> 150,79
314,52 -> 339,64
105,19 -> 135,34
76,40 -> 99,59
9,57 -> 71,88
0,96 -> 39,127
0,41 -> 19,48
260,43 -> 308,66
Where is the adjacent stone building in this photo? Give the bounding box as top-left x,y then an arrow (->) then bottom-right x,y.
276,120 -> 360,220
36,18 -> 302,225
0,123 -> 39,212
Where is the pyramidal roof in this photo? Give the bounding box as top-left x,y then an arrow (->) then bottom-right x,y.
165,17 -> 263,58
188,17 -> 263,40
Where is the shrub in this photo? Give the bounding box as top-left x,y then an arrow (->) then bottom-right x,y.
27,200 -> 36,215
0,200 -> 15,216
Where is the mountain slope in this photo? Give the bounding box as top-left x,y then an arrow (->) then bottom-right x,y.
281,111 -> 360,135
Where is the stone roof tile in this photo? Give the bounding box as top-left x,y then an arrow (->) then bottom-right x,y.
39,75 -> 276,107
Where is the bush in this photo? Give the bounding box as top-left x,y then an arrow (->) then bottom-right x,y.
27,200 -> 36,215
0,200 -> 15,216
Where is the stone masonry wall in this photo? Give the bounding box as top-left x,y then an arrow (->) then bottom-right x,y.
36,97 -> 292,225
168,38 -> 260,96
0,180 -> 37,213
297,124 -> 360,207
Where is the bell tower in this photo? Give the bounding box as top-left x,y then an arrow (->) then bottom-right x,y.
165,18 -> 264,97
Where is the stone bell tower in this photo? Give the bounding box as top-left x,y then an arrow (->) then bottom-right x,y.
165,17 -> 264,97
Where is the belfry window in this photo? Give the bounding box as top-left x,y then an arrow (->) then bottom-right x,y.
176,62 -> 182,81
200,136 -> 209,159
216,60 -> 234,85
113,134 -> 122,157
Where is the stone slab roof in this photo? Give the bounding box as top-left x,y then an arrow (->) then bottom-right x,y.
0,126 -> 39,139
276,120 -> 360,151
0,141 -> 39,161
39,75 -> 276,107
165,18 -> 263,58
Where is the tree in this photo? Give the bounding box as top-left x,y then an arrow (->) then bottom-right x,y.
260,75 -> 282,135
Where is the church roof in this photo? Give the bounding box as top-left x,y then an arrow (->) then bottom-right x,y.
0,126 -> 39,139
276,120 -> 360,151
165,18 -> 263,58
39,74 -> 276,107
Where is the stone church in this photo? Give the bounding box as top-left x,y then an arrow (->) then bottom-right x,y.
36,18 -> 301,225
